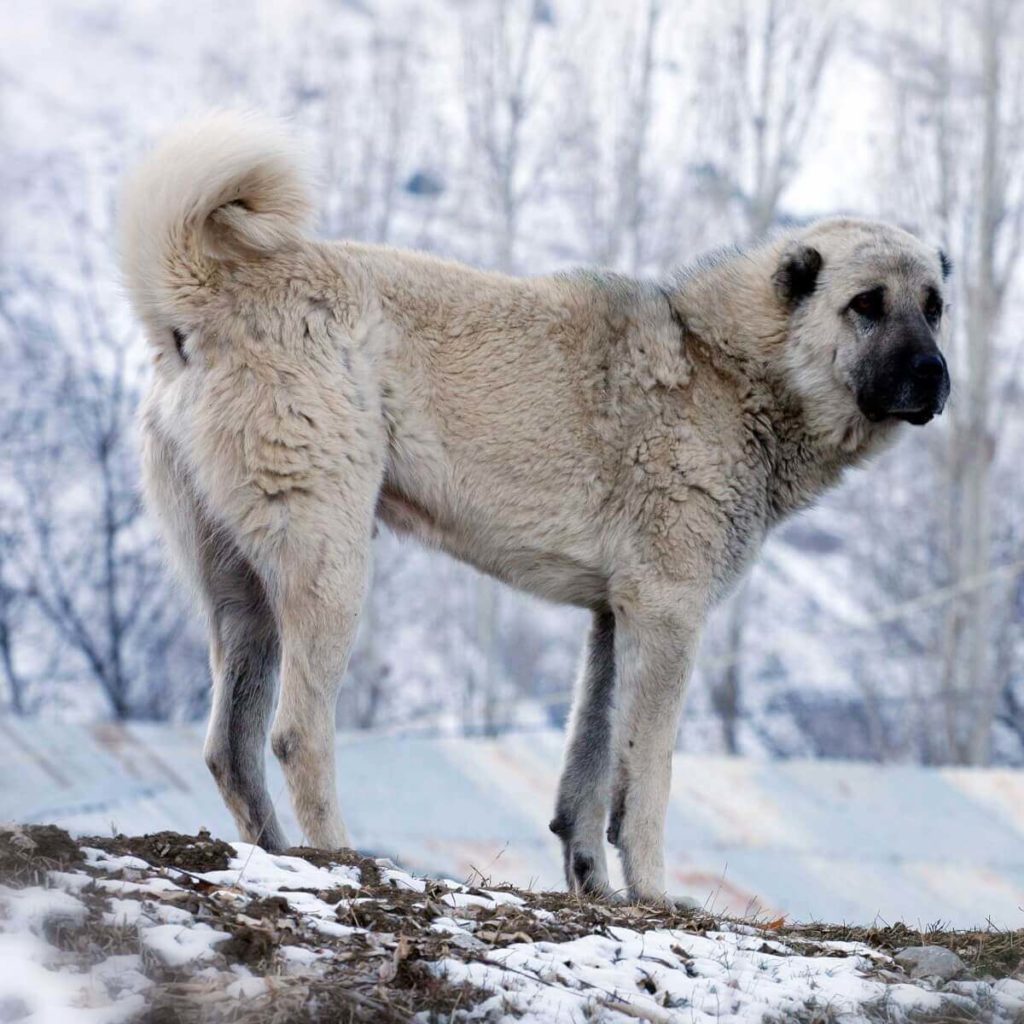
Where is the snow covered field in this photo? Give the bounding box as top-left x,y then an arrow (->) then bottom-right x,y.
1,825 -> 1022,1023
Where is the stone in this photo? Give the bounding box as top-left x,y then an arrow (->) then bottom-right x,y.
894,946 -> 967,982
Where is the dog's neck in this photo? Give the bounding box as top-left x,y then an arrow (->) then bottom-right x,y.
663,246 -> 788,371
662,248 -> 897,521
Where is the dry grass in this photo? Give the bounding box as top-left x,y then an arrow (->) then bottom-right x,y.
782,920 -> 1023,981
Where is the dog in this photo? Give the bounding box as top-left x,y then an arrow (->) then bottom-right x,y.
120,112 -> 950,905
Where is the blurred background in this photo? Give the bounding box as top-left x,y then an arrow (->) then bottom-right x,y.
1,0 -> 1022,773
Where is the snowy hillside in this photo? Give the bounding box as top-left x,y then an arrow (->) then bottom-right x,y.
2,825 -> 1022,1023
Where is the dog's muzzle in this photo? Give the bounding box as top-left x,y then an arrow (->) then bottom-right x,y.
857,347 -> 950,427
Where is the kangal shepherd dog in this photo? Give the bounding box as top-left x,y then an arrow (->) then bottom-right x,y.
121,113 -> 950,905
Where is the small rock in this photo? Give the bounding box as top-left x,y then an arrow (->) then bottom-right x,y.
894,945 -> 967,982
446,930 -> 487,953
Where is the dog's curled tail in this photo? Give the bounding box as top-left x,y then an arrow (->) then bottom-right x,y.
120,111 -> 312,331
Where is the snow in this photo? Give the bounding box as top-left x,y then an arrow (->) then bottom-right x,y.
141,921 -> 232,968
200,843 -> 361,898
0,884 -> 87,932
0,829 -> 1020,1023
432,925 -> 1003,1023
0,930 -> 148,1024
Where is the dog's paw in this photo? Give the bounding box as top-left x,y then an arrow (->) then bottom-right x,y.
668,893 -> 702,913
566,851 -> 614,901
628,890 -> 701,913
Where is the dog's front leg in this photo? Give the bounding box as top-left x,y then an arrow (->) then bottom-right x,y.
607,586 -> 704,905
551,609 -> 617,897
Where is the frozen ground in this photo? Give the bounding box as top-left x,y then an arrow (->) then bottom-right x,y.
0,825 -> 1021,1023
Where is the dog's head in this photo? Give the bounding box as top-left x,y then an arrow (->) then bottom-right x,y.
774,218 -> 951,447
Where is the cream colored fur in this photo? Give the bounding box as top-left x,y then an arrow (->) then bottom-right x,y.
121,113 -> 948,904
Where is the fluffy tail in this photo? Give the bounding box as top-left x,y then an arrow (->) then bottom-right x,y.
120,111 -> 312,333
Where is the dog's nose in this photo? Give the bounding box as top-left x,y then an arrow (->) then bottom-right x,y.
912,351 -> 945,383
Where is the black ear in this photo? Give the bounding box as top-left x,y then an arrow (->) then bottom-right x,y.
773,244 -> 823,305
938,249 -> 953,280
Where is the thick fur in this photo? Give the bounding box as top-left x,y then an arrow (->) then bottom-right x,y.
122,113 -> 949,903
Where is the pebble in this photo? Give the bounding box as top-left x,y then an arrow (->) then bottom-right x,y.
894,945 -> 967,982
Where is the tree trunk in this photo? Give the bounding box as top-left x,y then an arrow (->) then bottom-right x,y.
961,0 -> 1002,764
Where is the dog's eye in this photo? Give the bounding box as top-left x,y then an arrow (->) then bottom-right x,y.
923,289 -> 943,326
172,327 -> 189,362
849,289 -> 884,320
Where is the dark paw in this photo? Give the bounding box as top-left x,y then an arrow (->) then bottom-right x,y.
606,811 -> 623,846
549,815 -> 571,839
571,851 -> 595,886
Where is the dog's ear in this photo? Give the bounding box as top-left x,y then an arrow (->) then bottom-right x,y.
938,249 -> 953,280
773,244 -> 823,306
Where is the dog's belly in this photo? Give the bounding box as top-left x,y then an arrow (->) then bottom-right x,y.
479,546 -> 608,607
375,484 -> 608,608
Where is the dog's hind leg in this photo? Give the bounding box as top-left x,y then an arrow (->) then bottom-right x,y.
140,422 -> 287,851
241,390 -> 384,851
202,556 -> 288,853
264,507 -> 378,850
550,609 -> 617,897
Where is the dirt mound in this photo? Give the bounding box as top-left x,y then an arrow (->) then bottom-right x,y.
84,828 -> 235,872
0,825 -> 1021,1024
0,823 -> 84,884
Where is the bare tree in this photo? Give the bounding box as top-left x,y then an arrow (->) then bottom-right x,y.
863,0 -> 1024,764
312,25 -> 420,244
457,0 -> 557,733
461,0 -> 553,272
695,0 -> 838,753
951,0 -> 1024,763
0,518 -> 29,715
695,0 -> 836,239
10,331 -> 194,718
554,1 -> 707,274
575,0 -> 665,270
0,162 -> 205,720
